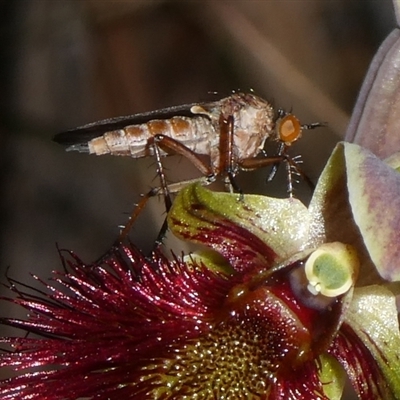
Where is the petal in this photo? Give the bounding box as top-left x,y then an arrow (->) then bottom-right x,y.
0,246 -> 343,400
168,183 -> 312,273
308,142 -> 353,245
395,1 -> 400,25
345,28 -> 400,159
331,285 -> 400,399
0,246 -> 234,399
385,151 -> 400,172
154,249 -> 350,399
345,285 -> 400,397
308,143 -> 379,285
345,143 -> 400,281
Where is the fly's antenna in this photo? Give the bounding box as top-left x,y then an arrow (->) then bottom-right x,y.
301,121 -> 327,131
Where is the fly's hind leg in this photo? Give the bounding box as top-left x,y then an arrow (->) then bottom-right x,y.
117,175 -> 214,252
116,138 -> 171,246
151,175 -> 215,249
116,134 -> 216,248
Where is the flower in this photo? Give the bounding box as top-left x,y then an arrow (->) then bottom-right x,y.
1,142 -> 400,399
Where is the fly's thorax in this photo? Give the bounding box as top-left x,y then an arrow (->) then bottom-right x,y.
229,94 -> 275,160
87,116 -> 214,158
191,93 -> 276,172
202,93 -> 276,173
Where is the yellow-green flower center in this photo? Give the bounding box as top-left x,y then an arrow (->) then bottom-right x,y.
305,242 -> 359,297
146,288 -> 312,398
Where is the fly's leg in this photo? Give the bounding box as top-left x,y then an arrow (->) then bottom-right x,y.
94,175 -> 213,265
239,154 -> 285,171
285,158 -> 294,196
219,114 -> 243,196
266,142 -> 286,183
265,144 -> 314,190
226,115 -> 243,196
239,153 -> 291,193
153,134 -> 215,178
150,134 -> 216,248
239,152 -> 314,197
285,155 -> 315,192
117,134 -> 216,248
226,172 -> 242,195
117,140 -> 170,245
153,138 -> 173,210
285,157 -> 306,198
151,175 -> 217,249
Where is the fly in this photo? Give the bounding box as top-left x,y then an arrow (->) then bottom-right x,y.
54,92 -> 324,244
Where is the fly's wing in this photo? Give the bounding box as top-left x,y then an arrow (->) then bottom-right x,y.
53,102 -> 207,153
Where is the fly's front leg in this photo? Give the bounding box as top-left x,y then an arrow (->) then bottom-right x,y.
239,154 -> 285,171
239,152 -> 313,197
266,142 -> 286,183
285,155 -> 315,192
265,139 -> 314,194
281,154 -> 315,197
285,158 -> 294,197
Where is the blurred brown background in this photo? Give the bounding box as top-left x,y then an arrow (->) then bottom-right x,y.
0,1 -> 395,296
0,1 -> 396,396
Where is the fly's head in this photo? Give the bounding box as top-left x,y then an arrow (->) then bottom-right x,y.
273,109 -> 326,147
274,110 -> 303,147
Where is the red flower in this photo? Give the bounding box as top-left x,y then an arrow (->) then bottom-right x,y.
1,142 -> 400,399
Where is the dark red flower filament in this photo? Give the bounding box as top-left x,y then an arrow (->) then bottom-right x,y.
0,243 -> 338,400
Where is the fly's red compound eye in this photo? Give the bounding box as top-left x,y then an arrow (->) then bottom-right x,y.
277,114 -> 302,145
